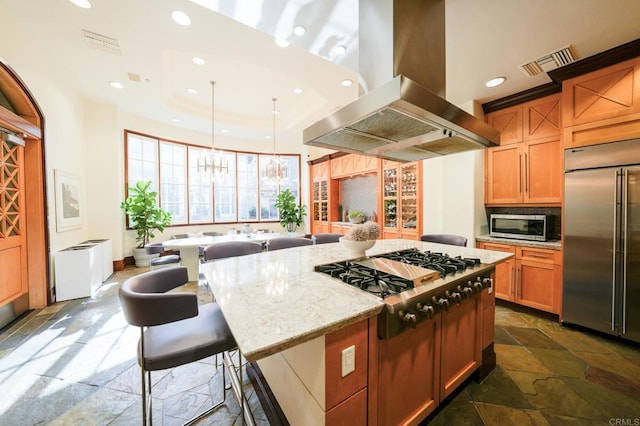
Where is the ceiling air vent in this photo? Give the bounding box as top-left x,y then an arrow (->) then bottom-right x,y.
82,29 -> 121,55
519,45 -> 575,77
127,72 -> 141,82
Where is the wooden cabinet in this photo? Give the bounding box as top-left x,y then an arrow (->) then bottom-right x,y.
485,94 -> 562,206
477,242 -> 562,314
381,160 -> 422,240
330,154 -> 378,179
440,293 -> 482,399
562,57 -> 640,148
485,136 -> 562,205
376,316 -> 441,425
310,161 -> 337,235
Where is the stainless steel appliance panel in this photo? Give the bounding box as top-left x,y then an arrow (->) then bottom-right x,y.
563,168 -> 618,335
622,166 -> 640,342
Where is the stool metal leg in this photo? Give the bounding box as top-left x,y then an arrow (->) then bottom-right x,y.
223,350 -> 255,426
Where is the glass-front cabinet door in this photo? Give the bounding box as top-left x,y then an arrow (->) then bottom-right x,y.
382,160 -> 422,240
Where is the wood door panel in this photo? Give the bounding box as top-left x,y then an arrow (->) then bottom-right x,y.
377,317 -> 441,426
0,140 -> 28,306
563,58 -> 640,127
325,319 -> 368,410
517,260 -> 556,313
485,145 -> 521,204
524,138 -> 562,204
441,295 -> 481,398
524,94 -> 561,140
325,388 -> 367,426
486,105 -> 522,145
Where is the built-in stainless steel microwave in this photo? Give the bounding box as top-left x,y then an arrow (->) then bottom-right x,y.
490,214 -> 549,241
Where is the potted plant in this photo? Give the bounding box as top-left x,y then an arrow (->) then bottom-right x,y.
274,189 -> 307,232
120,181 -> 173,267
348,209 -> 366,224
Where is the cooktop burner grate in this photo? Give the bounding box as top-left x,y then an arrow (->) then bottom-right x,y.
314,248 -> 482,298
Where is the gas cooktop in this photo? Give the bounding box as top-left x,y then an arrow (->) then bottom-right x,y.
315,248 -> 482,298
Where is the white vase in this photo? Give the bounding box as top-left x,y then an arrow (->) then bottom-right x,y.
339,237 -> 376,258
132,247 -> 159,267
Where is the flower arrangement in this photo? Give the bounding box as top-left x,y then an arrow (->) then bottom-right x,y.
343,221 -> 380,241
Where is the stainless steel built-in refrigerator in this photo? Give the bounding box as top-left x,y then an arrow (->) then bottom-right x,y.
563,138 -> 640,343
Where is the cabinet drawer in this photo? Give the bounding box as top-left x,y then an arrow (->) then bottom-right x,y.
477,242 -> 516,253
517,247 -> 560,264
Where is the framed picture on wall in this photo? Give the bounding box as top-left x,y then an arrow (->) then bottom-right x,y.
54,169 -> 82,232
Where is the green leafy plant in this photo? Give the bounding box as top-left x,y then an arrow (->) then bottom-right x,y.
348,209 -> 365,219
120,181 -> 173,248
274,189 -> 307,232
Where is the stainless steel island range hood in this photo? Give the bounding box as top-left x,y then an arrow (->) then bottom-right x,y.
303,0 -> 500,162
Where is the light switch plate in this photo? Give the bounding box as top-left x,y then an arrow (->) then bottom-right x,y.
341,345 -> 355,377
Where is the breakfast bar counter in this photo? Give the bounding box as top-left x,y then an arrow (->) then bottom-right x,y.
198,239 -> 512,362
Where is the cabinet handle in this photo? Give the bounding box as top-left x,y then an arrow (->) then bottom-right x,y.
509,265 -> 514,296
524,152 -> 528,193
518,154 -> 523,195
527,253 -> 550,259
515,266 -> 520,297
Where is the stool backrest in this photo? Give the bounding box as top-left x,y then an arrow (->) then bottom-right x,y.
419,234 -> 467,247
313,233 -> 343,244
267,237 -> 314,251
119,267 -> 197,327
202,241 -> 263,261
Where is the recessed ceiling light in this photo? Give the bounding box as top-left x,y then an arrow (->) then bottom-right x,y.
292,88 -> 303,94
186,88 -> 198,94
69,0 -> 91,8
171,118 -> 181,123
334,45 -> 347,55
171,11 -> 191,26
293,25 -> 306,36
192,57 -> 205,65
485,77 -> 506,88
341,79 -> 353,87
109,81 -> 124,89
222,129 -> 229,134
275,38 -> 290,48
265,135 -> 272,139
272,109 -> 280,115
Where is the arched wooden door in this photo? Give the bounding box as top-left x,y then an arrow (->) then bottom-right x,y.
0,62 -> 48,321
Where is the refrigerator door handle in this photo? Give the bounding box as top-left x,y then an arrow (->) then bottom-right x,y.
612,169 -> 619,332
622,169 -> 629,334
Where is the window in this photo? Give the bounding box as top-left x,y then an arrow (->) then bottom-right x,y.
125,130 -> 301,226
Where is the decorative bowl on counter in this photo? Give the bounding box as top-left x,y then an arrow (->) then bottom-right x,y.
339,237 -> 376,257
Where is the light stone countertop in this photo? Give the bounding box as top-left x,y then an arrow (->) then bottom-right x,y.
475,235 -> 562,250
199,239 -> 514,362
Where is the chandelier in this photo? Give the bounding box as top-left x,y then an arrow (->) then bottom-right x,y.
262,97 -> 288,185
197,80 -> 228,181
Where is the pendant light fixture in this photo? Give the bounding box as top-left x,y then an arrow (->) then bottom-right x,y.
262,97 -> 288,185
197,80 -> 228,181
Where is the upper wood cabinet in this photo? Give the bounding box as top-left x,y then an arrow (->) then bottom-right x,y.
330,154 -> 378,179
563,58 -> 640,128
486,104 -> 522,145
485,93 -> 561,145
485,94 -> 562,206
562,57 -> 640,148
485,136 -> 562,205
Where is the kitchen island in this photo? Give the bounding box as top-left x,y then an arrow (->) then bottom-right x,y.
199,239 -> 512,425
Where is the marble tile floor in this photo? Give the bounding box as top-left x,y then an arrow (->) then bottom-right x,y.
1,266 -> 639,425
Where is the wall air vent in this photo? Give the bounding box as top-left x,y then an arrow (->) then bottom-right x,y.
82,30 -> 121,55
519,45 -> 576,77
127,72 -> 141,82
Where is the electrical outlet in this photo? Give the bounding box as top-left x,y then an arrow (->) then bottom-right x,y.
341,345 -> 355,377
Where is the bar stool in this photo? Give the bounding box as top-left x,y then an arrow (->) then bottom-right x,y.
420,234 -> 468,247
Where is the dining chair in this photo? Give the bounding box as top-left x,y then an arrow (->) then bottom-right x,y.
420,234 -> 468,247
267,237 -> 314,251
146,242 -> 180,269
312,233 -> 343,244
118,267 -> 239,425
202,240 -> 264,262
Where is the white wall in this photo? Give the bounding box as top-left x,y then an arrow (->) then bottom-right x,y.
421,150 -> 487,246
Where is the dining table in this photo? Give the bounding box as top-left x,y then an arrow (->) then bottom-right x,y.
162,231 -> 306,280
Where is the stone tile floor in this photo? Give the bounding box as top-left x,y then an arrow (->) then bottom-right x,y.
1,266 -> 639,425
